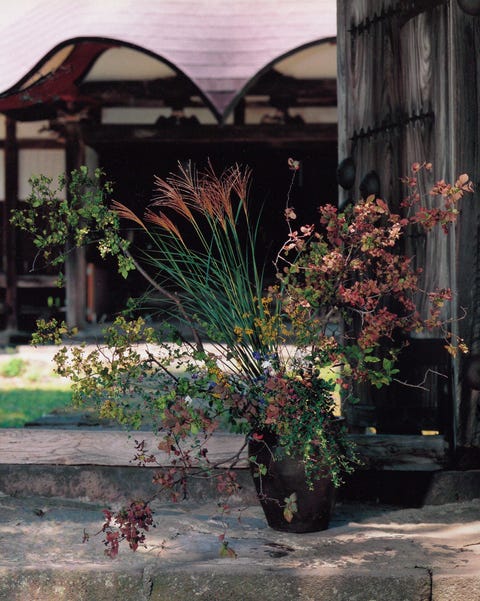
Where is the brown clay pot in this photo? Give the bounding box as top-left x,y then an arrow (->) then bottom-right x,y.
248,431 -> 336,533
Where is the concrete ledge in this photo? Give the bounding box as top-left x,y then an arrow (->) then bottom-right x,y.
0,566 -> 433,601
145,566 -> 432,601
344,469 -> 480,506
4,464 -> 480,507
0,464 -> 257,504
424,470 -> 480,504
0,569 -> 145,601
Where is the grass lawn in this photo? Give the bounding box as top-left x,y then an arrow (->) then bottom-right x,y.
0,389 -> 73,427
0,347 -> 342,428
0,353 -> 75,427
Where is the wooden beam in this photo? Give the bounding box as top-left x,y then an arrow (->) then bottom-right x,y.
0,429 -> 448,471
83,123 -> 338,148
79,75 -> 337,109
352,434 -> 448,471
347,0 -> 446,35
0,138 -> 64,150
64,122 -> 87,329
0,274 -> 59,288
249,72 -> 337,107
3,117 -> 18,331
79,75 -> 197,106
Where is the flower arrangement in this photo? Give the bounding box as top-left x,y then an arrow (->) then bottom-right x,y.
20,160 -> 473,554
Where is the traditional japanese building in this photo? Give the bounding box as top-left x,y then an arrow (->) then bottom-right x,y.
0,0 -> 337,332
4,0 -> 480,457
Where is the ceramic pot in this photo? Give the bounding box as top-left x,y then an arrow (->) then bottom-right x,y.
248,431 -> 336,533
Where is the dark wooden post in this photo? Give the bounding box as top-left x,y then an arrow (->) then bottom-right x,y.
233,98 -> 246,125
447,4 -> 480,450
3,117 -> 18,332
64,120 -> 86,329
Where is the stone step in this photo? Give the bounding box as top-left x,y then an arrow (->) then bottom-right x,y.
1,494 -> 480,601
3,463 -> 480,507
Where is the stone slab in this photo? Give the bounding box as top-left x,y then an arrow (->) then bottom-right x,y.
0,568 -> 146,601
146,566 -> 432,601
5,464 -> 480,508
1,494 -> 480,600
0,463 -> 256,504
433,572 -> 480,601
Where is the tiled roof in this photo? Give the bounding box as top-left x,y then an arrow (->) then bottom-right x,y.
0,0 -> 336,119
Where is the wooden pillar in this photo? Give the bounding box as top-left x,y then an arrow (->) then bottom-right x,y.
64,121 -> 86,329
233,98 -> 246,125
448,4 -> 480,449
3,117 -> 18,332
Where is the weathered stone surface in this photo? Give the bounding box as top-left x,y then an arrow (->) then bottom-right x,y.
423,470 -> 480,505
433,573 -> 480,601
0,566 -> 431,601
0,569 -> 143,601
1,494 -> 480,600
0,464 -> 256,503
7,463 -> 480,507
147,566 -> 431,601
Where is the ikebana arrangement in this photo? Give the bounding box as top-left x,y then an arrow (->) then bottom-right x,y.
13,160 -> 473,556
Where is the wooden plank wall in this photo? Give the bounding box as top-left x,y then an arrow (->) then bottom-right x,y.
336,0 -> 480,440
338,2 -> 452,306
450,8 -> 480,447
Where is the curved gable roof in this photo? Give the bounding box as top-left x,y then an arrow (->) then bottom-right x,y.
0,0 -> 336,120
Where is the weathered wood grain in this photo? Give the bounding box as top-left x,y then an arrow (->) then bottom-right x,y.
444,7 -> 480,447
352,433 -> 448,470
337,0 -> 464,436
0,429 -> 249,468
0,429 -> 448,471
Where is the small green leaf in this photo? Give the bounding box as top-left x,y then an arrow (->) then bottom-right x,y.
283,492 -> 298,523
219,541 -> 237,558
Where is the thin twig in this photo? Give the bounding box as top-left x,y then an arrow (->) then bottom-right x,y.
393,368 -> 448,391
144,349 -> 179,383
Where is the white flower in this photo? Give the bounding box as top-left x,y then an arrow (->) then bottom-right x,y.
261,360 -> 276,375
